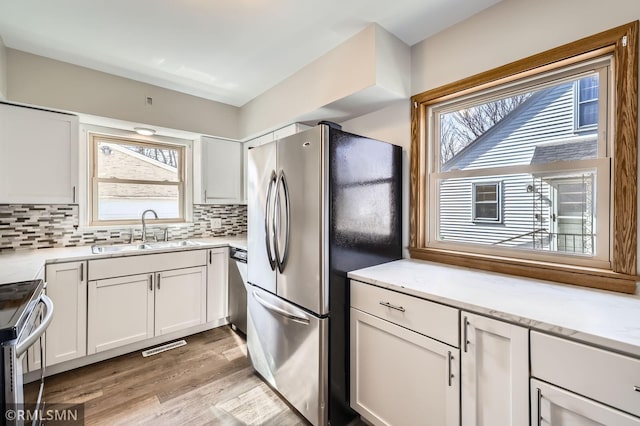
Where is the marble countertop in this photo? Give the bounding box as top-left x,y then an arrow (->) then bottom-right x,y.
348,259 -> 640,358
0,235 -> 247,285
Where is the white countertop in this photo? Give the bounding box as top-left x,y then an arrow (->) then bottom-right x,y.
0,235 -> 247,285
348,259 -> 640,358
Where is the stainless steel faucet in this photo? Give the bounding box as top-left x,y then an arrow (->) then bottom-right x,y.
141,209 -> 159,243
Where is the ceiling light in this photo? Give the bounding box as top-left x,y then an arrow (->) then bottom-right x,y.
134,127 -> 156,136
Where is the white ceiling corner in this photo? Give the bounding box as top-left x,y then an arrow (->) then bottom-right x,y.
0,0 -> 502,107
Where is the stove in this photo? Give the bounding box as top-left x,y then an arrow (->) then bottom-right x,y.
0,279 -> 53,425
0,280 -> 45,342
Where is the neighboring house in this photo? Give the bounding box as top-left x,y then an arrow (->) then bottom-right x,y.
97,143 -> 179,220
439,76 -> 598,254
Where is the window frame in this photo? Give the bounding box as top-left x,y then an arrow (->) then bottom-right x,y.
471,181 -> 502,223
88,133 -> 187,226
410,21 -> 638,294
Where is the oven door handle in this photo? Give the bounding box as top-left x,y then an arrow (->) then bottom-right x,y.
16,294 -> 54,357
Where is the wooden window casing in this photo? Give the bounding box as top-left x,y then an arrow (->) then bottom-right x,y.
410,22 -> 638,294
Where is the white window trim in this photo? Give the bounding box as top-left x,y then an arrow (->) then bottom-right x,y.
426,57 -> 612,270
79,124 -> 194,229
472,181 -> 502,223
574,77 -> 599,132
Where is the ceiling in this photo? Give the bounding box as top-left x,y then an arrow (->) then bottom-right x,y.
0,0 -> 501,107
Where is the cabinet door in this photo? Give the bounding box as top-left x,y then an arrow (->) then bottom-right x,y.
87,274 -> 154,354
207,248 -> 229,323
0,104 -> 78,204
202,136 -> 242,203
531,379 -> 640,425
45,261 -> 87,366
242,133 -> 273,202
155,266 -> 206,335
350,308 -> 460,426
461,312 -> 529,426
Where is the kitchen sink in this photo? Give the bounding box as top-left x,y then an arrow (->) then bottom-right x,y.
91,243 -> 151,254
146,240 -> 206,249
91,240 -> 206,254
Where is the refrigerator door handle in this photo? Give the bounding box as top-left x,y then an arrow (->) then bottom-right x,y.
265,171 -> 277,271
252,290 -> 310,325
274,170 -> 291,273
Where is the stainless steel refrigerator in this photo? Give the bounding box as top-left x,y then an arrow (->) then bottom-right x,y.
247,124 -> 402,426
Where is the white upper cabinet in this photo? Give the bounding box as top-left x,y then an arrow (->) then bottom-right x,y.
195,136 -> 242,204
0,103 -> 79,204
273,123 -> 311,140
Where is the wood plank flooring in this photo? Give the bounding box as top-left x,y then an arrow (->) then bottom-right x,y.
28,326 -> 340,425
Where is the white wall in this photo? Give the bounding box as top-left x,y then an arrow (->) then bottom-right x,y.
6,50 -> 241,139
412,0 -> 640,94
0,35 -> 6,100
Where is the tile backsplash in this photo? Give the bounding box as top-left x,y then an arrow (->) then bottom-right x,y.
0,204 -> 246,252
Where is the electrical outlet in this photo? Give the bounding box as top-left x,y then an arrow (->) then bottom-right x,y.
211,218 -> 222,230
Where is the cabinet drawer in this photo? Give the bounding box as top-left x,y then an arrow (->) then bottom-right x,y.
350,280 -> 459,347
88,249 -> 207,280
531,331 -> 640,417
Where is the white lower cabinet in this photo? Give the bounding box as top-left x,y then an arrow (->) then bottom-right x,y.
531,331 -> 640,424
531,379 -> 640,425
206,247 -> 229,323
460,311 -> 529,426
349,280 -> 460,426
350,309 -> 459,426
88,266 -> 207,353
87,273 -> 154,354
45,261 -> 87,366
155,267 -> 207,335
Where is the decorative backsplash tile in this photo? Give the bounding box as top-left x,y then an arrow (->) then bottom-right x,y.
0,204 -> 246,252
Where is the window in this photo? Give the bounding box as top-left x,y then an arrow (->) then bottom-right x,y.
410,22 -> 638,293
576,75 -> 599,130
472,182 -> 501,223
89,134 -> 186,225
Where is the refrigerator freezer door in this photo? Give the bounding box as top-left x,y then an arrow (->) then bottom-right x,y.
247,285 -> 328,426
275,127 -> 328,315
248,142 -> 277,294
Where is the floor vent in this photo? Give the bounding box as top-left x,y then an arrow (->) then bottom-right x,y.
141,340 -> 187,357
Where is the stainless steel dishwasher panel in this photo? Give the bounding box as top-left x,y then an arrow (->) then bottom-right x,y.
228,247 -> 247,334
247,284 -> 328,426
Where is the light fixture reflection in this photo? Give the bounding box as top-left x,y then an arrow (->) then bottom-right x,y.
134,127 -> 156,136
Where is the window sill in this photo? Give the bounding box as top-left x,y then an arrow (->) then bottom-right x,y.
409,246 -> 638,294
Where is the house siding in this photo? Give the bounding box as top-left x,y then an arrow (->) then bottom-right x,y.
439,81 -> 594,248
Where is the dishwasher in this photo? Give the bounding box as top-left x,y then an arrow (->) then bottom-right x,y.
228,247 -> 248,334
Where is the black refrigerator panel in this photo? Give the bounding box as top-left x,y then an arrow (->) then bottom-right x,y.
327,128 -> 403,425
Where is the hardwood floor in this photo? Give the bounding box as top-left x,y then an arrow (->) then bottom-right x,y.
31,326 -> 325,425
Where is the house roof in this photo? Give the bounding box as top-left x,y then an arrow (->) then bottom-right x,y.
530,137 -> 597,165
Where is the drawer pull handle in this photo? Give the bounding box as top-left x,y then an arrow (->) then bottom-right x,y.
537,387 -> 542,426
463,316 -> 470,353
379,301 -> 405,312
634,386 -> 640,393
